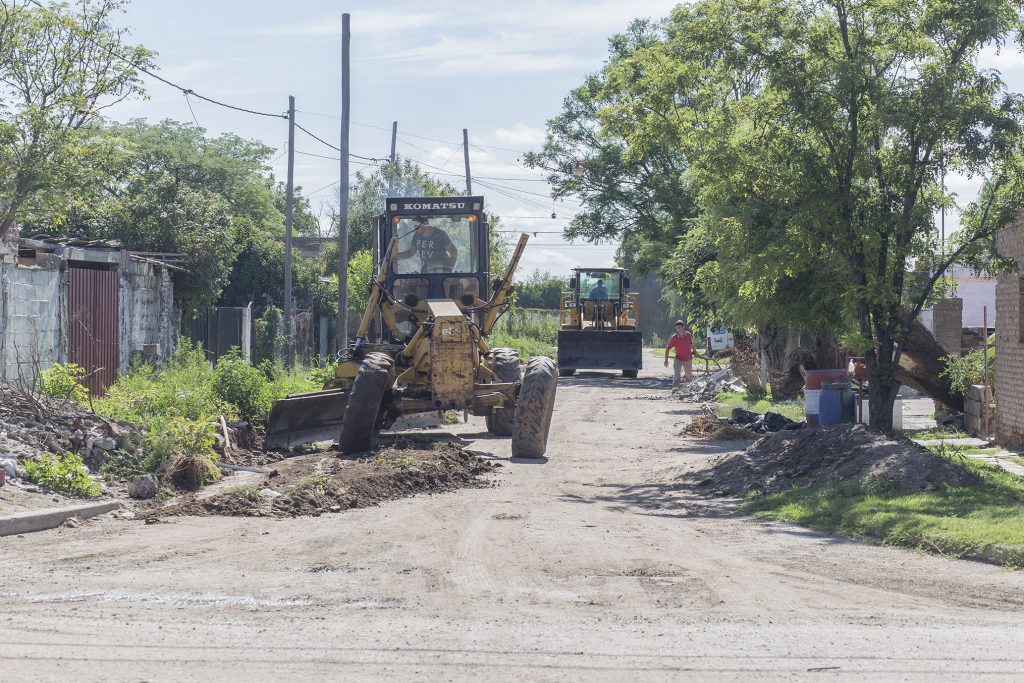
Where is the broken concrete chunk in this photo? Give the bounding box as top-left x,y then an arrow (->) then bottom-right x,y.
94,436 -> 117,451
128,473 -> 159,500
260,488 -> 282,499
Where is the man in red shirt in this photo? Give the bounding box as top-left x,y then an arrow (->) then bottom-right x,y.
664,320 -> 695,388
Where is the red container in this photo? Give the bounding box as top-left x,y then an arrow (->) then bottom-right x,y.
804,369 -> 848,426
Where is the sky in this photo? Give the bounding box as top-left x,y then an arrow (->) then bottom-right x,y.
107,1 -> 1024,277
109,0 -> 682,276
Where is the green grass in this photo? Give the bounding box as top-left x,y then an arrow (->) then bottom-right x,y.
900,427 -> 966,440
713,390 -> 806,422
488,331 -> 556,361
744,452 -> 1024,567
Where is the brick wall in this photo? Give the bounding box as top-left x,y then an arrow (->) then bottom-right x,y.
995,219 -> 1024,447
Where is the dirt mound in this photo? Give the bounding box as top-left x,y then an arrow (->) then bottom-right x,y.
688,423 -> 981,495
146,440 -> 496,518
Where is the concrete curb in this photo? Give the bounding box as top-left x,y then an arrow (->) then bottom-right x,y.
0,501 -> 121,537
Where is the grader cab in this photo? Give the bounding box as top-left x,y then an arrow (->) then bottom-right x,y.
557,268 -> 642,377
265,196 -> 558,458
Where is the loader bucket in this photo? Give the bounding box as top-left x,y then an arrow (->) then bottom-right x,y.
557,329 -> 643,373
264,388 -> 349,449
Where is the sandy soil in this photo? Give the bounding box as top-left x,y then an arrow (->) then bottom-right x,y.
3,370 -> 1024,682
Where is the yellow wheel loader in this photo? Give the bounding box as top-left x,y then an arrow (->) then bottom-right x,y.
265,196 -> 558,458
557,268 -> 642,378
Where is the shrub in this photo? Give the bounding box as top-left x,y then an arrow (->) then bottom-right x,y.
23,452 -> 102,498
100,449 -> 148,479
253,305 -> 283,364
213,349 -> 273,421
142,416 -> 219,474
96,339 -> 229,424
39,363 -> 88,404
941,341 -> 995,397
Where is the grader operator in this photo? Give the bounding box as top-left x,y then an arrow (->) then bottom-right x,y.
266,196 -> 558,458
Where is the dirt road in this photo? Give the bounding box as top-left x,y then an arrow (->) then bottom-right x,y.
3,371 -> 1024,681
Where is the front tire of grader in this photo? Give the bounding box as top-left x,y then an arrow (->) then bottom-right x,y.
511,356 -> 558,459
338,352 -> 394,455
485,347 -> 521,436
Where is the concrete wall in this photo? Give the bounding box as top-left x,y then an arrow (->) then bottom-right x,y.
119,259 -> 177,370
995,220 -> 1024,447
931,298 -> 963,356
965,384 -> 993,437
0,238 -> 178,389
0,259 -> 66,386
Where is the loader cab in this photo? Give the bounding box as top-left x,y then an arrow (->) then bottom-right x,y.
562,268 -> 635,331
374,196 -> 490,340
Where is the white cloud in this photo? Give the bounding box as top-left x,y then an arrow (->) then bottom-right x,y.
247,11 -> 440,38
493,123 -> 546,148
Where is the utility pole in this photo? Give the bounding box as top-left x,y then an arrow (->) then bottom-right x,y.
462,128 -> 472,194
337,13 -> 351,351
388,120 -> 398,195
284,95 -> 295,367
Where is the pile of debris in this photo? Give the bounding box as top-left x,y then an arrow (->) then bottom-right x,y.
0,384 -> 142,478
688,423 -> 982,496
678,368 -> 746,401
683,411 -> 757,440
729,407 -> 803,434
147,440 -> 496,519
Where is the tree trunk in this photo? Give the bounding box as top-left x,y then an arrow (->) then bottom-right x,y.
866,325 -> 900,432
895,312 -> 964,413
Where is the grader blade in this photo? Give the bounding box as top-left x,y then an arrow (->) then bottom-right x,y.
264,388 -> 349,449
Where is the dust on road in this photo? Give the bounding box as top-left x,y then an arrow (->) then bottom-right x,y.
3,370 -> 1024,682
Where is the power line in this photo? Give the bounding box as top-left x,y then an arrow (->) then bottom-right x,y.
293,121 -> 386,161
126,58 -> 288,119
183,92 -> 201,128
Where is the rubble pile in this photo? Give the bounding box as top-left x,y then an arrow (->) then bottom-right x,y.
729,407 -> 803,434
688,423 -> 982,496
0,384 -> 142,474
678,368 -> 746,401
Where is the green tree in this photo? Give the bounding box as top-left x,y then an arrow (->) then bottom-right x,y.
514,270 -> 566,309
613,0 -> 1023,428
0,0 -> 152,240
525,19 -> 697,277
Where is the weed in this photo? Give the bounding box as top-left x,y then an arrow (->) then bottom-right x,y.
213,349 -> 274,421
23,452 -> 102,498
39,363 -> 88,404
443,410 -> 461,425
100,449 -> 148,479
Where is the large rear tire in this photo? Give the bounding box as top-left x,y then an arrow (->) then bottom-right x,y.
512,356 -> 558,459
486,347 -> 520,436
338,352 -> 394,454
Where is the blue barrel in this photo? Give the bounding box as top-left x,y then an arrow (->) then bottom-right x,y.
819,380 -> 852,426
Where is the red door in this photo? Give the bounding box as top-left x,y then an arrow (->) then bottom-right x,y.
68,268 -> 120,395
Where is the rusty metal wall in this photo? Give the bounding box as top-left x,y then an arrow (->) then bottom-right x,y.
184,306 -> 252,363
68,267 -> 120,395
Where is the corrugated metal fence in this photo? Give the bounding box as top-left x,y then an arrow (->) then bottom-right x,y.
68,267 -> 120,395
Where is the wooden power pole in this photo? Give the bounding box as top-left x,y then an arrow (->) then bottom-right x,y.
462,128 -> 472,194
284,95 -> 295,367
389,120 -> 398,195
337,13 -> 351,351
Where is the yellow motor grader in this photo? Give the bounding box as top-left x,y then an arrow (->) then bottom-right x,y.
265,196 -> 558,458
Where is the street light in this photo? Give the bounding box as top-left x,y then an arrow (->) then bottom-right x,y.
571,161 -> 585,179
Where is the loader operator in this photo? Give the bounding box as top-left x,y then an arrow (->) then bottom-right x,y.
589,279 -> 610,300
399,216 -> 458,273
